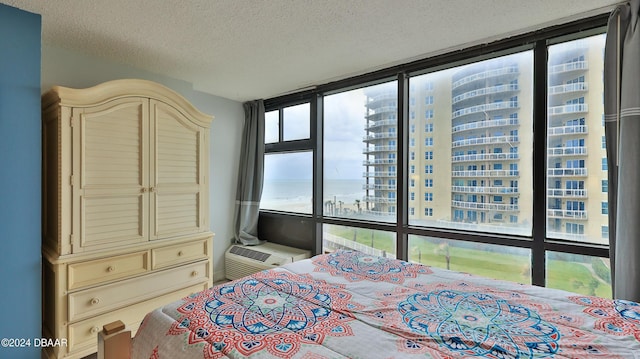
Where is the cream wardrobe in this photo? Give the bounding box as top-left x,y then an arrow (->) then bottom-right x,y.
41,79 -> 214,359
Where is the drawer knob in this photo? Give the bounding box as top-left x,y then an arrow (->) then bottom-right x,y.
106,266 -> 115,272
177,251 -> 184,257
90,326 -> 100,334
90,297 -> 100,305
191,270 -> 198,277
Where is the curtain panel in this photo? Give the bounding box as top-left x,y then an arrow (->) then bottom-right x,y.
604,0 -> 640,302
233,100 -> 265,245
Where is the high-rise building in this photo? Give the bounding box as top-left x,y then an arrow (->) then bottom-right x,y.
362,84 -> 398,217
363,35 -> 607,244
546,36 -> 607,243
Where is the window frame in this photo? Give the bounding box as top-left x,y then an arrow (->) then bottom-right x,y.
262,14 -> 610,288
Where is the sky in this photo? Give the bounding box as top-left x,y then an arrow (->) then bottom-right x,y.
263,82 -> 396,181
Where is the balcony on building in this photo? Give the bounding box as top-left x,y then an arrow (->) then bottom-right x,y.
363,145 -> 397,154
548,82 -> 588,96
451,65 -> 519,92
452,100 -> 519,120
452,185 -> 519,194
546,167 -> 588,177
547,208 -> 588,220
451,200 -> 519,212
452,169 -> 519,177
452,152 -> 519,163
547,188 -> 588,198
547,124 -> 588,136
452,135 -> 519,148
547,146 -> 588,156
452,117 -> 519,133
363,171 -> 396,178
547,103 -> 588,117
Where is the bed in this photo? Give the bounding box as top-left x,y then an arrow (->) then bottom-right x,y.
108,250 -> 640,358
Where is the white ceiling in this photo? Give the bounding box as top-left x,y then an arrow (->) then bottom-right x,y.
3,0 -> 621,102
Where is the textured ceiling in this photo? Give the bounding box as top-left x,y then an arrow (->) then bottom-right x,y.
2,0 -> 621,102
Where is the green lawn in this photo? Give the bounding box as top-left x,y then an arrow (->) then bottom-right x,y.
324,225 -> 612,298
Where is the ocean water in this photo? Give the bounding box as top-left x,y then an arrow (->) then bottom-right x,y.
260,179 -> 364,212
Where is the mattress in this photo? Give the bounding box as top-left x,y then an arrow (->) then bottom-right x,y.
132,250 -> 640,358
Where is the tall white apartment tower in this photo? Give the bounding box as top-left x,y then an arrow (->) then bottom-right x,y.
448,56 -> 534,231
363,84 -> 398,216
547,37 -> 607,243
362,35 -> 606,244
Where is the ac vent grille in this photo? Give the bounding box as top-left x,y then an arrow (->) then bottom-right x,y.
229,245 -> 270,262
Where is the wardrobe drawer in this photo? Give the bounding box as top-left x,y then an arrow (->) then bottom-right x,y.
68,251 -> 149,290
67,282 -> 208,353
68,261 -> 209,322
152,239 -> 208,269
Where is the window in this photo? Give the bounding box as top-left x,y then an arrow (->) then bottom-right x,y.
547,34 -> 608,245
265,110 -> 279,144
324,81 -> 397,223
261,100 -> 313,213
282,103 -> 310,141
408,51 -> 533,236
323,224 -> 396,258
409,236 -> 531,283
425,96 -> 434,105
260,152 -> 313,213
425,109 -> 434,119
262,16 -> 610,295
546,252 -> 611,297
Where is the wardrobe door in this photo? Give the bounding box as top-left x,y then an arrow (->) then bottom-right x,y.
150,100 -> 207,240
71,97 -> 150,253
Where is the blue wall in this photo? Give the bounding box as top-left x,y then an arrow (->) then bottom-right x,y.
0,4 -> 42,358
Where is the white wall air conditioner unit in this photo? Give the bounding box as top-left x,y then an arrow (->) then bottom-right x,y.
225,242 -> 311,280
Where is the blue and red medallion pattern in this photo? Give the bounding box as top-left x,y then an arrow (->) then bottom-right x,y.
398,289 -> 560,358
167,270 -> 361,358
570,296 -> 640,342
363,281 -> 622,358
313,250 -> 432,283
131,251 -> 640,358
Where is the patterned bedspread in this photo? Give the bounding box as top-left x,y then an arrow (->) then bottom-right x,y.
132,250 -> 640,358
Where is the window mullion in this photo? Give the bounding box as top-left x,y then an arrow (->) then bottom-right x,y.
531,39 -> 548,287
397,73 -> 409,261
313,94 -> 323,255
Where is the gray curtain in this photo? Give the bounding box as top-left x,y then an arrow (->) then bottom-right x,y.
604,0 -> 640,302
233,100 -> 265,245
